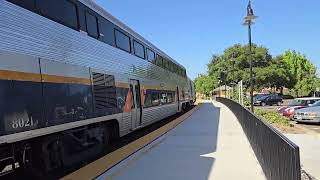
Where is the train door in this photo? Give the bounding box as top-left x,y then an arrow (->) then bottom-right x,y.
177,86 -> 180,111
130,79 -> 142,129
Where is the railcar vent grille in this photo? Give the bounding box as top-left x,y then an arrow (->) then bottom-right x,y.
92,72 -> 117,113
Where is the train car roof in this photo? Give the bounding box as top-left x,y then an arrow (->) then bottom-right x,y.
79,0 -> 185,70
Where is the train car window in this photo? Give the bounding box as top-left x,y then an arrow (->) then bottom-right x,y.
156,54 -> 163,66
162,59 -> 166,68
37,0 -> 79,30
160,92 -> 167,105
7,0 -> 36,12
172,64 -> 176,73
144,93 -> 152,108
170,62 -> 174,72
133,40 -> 145,59
166,59 -> 170,70
163,59 -> 169,69
151,92 -> 159,106
85,12 -> 99,38
146,48 -> 155,62
98,18 -> 115,46
115,29 -> 131,52
167,92 -> 173,103
168,62 -> 172,72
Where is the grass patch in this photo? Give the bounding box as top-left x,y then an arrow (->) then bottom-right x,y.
255,109 -> 290,126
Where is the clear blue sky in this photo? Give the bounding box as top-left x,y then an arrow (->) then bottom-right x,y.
96,0 -> 320,80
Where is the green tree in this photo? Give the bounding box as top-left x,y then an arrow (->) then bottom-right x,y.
207,44 -> 273,89
283,50 -> 317,96
195,44 -> 318,98
194,74 -> 217,96
254,55 -> 293,93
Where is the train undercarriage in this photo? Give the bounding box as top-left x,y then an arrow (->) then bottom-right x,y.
0,120 -> 119,177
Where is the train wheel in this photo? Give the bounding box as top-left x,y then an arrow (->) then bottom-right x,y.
19,137 -> 65,178
40,136 -> 65,173
181,103 -> 186,112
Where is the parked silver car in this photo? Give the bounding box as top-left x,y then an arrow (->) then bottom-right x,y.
293,106 -> 320,123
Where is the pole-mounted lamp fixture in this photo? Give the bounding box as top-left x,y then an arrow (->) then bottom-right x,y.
242,0 -> 258,112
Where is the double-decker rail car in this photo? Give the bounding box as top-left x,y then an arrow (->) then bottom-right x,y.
188,78 -> 196,105
0,0 -> 194,175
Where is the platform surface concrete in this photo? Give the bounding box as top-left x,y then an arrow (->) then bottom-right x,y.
98,101 -> 266,180
285,133 -> 320,179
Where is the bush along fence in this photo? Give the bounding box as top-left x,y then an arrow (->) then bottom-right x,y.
216,97 -> 301,180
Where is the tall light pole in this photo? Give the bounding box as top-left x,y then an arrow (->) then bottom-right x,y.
242,0 -> 257,112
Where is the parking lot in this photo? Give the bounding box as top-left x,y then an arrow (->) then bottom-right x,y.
256,99 -> 320,134
255,99 -> 290,111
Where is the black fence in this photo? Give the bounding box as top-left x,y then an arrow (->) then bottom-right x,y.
216,97 -> 301,180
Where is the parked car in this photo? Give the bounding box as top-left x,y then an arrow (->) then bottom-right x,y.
253,94 -> 283,106
281,94 -> 295,99
293,106 -> 320,123
277,97 -> 320,119
253,94 -> 269,101
309,100 -> 320,107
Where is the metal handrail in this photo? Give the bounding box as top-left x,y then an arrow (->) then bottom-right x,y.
217,97 -> 301,180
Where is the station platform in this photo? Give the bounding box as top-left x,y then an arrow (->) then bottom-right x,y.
63,101 -> 266,180
95,101 -> 266,180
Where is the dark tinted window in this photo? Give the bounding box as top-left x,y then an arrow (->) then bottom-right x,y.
163,59 -> 169,69
156,54 -> 163,67
144,93 -> 152,108
168,62 -> 172,72
168,59 -> 172,68
98,18 -> 115,45
151,92 -> 159,106
160,92 -> 167,105
115,29 -> 131,52
37,0 -> 78,30
146,49 -> 155,62
169,62 -> 174,72
172,64 -> 176,73
135,84 -> 141,108
307,100 -> 315,105
8,0 -> 36,12
167,93 -> 174,103
85,12 -> 98,38
133,40 -> 145,59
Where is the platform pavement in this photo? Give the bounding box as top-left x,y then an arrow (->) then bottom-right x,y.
97,101 -> 266,180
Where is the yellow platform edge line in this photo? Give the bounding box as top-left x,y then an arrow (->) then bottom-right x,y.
61,104 -> 202,180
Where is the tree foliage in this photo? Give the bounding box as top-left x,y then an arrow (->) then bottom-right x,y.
195,44 -> 318,97
283,50 -> 317,96
194,74 -> 217,95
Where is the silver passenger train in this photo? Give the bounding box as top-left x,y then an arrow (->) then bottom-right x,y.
0,0 -> 196,174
